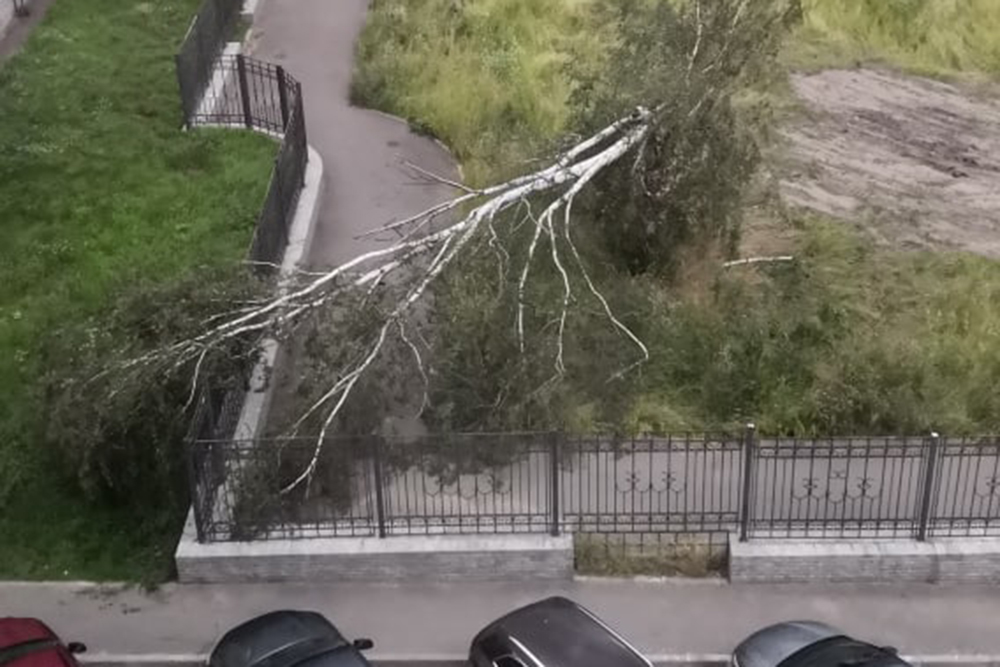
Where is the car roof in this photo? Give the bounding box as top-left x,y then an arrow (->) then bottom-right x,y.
734,621 -> 841,667
0,619 -> 74,667
472,597 -> 652,667
210,611 -> 353,667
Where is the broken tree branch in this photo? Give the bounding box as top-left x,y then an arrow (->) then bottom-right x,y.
723,255 -> 795,268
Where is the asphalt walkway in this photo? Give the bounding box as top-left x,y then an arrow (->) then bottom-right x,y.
248,0 -> 459,268
244,0 -> 459,434
4,580 -> 1000,660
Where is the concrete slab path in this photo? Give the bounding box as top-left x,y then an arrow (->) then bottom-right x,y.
248,0 -> 459,268
4,580 -> 1000,660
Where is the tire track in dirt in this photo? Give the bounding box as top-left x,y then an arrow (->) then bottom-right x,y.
778,68 -> 1000,257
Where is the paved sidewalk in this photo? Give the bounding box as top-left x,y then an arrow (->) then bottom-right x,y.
4,580 -> 1000,660
242,0 -> 460,432
249,0 -> 459,268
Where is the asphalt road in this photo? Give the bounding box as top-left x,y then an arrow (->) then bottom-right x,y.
7,580 -> 1000,659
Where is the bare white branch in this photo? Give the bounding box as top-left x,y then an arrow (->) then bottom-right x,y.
723,255 -> 794,268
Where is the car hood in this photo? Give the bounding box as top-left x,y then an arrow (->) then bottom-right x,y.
734,621 -> 841,667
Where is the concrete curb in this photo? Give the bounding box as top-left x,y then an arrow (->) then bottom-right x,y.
573,574 -> 728,586
172,144 -> 323,568
174,533 -> 573,584
78,654 -> 1000,667
225,143 -> 324,443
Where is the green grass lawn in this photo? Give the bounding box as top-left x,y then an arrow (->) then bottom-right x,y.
788,0 -> 1000,76
0,0 -> 276,581
352,0 -> 612,185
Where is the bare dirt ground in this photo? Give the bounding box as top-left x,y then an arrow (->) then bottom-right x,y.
778,68 -> 1000,257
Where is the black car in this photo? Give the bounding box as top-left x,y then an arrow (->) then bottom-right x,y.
469,597 -> 652,667
210,611 -> 374,667
733,621 -> 909,667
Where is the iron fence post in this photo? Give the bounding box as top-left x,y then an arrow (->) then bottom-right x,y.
236,54 -> 253,129
550,432 -> 562,536
917,431 -> 941,541
739,422 -> 757,542
297,88 -> 308,187
175,54 -> 191,129
276,66 -> 290,130
186,438 -> 207,543
373,437 -> 388,538
272,153 -> 285,253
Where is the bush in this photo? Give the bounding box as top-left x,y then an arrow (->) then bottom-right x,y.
573,0 -> 800,276
629,218 -> 1000,436
41,267 -> 262,514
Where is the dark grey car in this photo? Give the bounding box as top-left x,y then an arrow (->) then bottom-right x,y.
210,611 -> 374,667
733,621 -> 909,667
469,597 -> 652,667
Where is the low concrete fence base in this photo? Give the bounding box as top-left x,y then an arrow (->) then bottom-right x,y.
730,537 -> 1000,583
176,532 -> 573,583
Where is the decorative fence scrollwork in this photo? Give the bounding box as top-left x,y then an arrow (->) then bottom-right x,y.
186,430 -> 1000,544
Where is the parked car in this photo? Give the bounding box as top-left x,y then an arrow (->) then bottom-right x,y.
733,621 -> 908,667
0,618 -> 87,667
469,596 -> 652,667
209,611 -> 374,667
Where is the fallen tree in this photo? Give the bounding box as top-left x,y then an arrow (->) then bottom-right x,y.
99,0 -> 801,493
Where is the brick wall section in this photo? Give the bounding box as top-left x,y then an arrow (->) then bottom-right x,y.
176,531 -> 574,583
730,538 -> 1000,584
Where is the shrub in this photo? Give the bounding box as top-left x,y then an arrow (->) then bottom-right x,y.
573,0 -> 801,276
41,267 -> 262,514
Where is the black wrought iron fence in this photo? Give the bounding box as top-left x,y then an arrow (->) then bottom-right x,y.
187,430 -> 1000,544
928,436 -> 1000,538
175,0 -> 243,126
744,436 -> 931,540
185,382 -> 249,542
175,0 -> 308,271
249,72 -> 307,268
185,54 -> 301,133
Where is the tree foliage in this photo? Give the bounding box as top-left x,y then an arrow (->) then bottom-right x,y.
575,0 -> 801,275
424,0 -> 802,430
41,268 -> 262,513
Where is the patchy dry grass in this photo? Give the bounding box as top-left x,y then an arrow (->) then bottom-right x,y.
575,534 -> 727,578
789,0 -> 1000,77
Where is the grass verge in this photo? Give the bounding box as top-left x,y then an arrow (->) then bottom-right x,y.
787,0 -> 1000,77
0,0 -> 276,581
575,534 -> 727,578
351,0 -> 612,184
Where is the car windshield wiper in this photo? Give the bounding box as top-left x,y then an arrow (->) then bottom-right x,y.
0,639 -> 61,667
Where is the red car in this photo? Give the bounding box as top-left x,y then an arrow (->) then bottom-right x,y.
0,619 -> 86,667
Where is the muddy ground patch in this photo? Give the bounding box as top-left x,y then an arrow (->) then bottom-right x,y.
778,68 -> 1000,257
